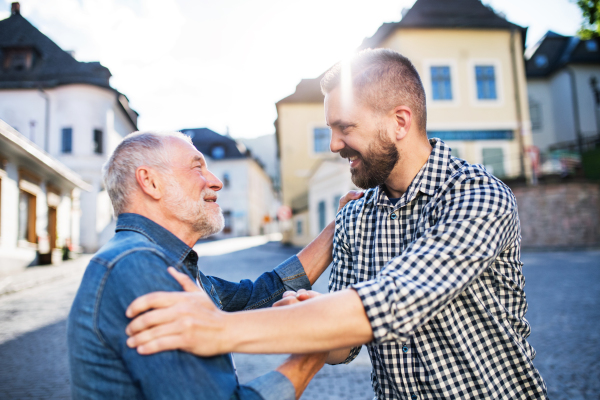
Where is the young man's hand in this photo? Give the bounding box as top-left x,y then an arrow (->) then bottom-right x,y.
125,267 -> 227,356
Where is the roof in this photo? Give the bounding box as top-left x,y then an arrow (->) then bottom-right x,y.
277,76 -> 324,105
526,31 -> 600,78
0,12 -> 112,89
181,128 -> 249,160
360,0 -> 525,49
0,8 -> 138,128
0,119 -> 91,191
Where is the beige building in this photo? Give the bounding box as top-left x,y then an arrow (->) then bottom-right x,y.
276,0 -> 533,245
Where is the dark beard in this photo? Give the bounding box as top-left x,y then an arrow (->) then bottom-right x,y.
340,132 -> 399,189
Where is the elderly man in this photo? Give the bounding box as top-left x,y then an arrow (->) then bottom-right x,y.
125,49 -> 548,400
67,131 -> 356,399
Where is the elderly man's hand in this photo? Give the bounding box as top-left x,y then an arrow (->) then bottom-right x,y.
125,267 -> 226,356
337,190 -> 363,213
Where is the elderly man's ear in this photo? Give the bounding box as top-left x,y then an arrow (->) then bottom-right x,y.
135,166 -> 164,200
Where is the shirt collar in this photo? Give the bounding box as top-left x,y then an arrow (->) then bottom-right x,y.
115,213 -> 195,267
369,138 -> 451,207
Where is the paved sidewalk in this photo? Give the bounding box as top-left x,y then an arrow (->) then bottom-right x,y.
0,254 -> 91,297
0,240 -> 598,399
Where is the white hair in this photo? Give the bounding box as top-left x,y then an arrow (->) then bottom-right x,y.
102,131 -> 192,216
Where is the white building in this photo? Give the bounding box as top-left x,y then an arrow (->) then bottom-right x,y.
526,32 -> 600,154
306,160 -> 356,239
0,3 -> 138,252
0,119 -> 90,274
182,128 -> 278,238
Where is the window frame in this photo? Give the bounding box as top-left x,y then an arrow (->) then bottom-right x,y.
422,59 -> 459,107
93,128 -> 104,155
61,127 -> 73,154
468,59 -> 504,107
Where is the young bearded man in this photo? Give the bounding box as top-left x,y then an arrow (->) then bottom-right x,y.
125,49 -> 548,399
67,131 -> 361,400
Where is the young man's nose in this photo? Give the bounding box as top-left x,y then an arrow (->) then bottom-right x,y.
329,130 -> 345,153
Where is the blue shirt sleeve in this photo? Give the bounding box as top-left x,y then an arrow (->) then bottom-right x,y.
96,251 -> 295,400
209,255 -> 312,312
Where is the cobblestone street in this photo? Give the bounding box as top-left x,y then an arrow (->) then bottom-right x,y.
0,239 -> 598,399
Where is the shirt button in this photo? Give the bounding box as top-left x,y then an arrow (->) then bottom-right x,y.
402,346 -> 409,353
390,212 -> 398,220
411,395 -> 418,400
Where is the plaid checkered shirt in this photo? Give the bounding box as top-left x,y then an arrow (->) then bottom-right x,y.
329,139 -> 547,400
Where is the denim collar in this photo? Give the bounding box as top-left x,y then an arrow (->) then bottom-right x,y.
115,213 -> 196,268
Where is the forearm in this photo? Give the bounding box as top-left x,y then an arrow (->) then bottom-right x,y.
223,289 -> 373,354
276,353 -> 328,400
297,221 -> 334,284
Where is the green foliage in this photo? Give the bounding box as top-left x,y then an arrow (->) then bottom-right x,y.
574,0 -> 600,38
582,147 -> 600,180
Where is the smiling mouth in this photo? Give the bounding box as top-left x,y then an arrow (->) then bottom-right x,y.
204,198 -> 217,203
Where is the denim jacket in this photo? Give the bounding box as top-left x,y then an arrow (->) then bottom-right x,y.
67,213 -> 311,400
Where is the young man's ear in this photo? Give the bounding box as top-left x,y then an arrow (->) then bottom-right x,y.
135,166 -> 163,200
392,106 -> 412,141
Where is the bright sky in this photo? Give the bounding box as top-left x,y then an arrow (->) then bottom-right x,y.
1,0 -> 583,138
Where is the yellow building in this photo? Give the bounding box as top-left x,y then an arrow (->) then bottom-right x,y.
276,0 -> 533,245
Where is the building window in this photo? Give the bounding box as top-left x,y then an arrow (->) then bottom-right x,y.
431,66 -> 453,100
296,220 -> 303,235
223,172 -> 230,188
318,200 -> 326,232
313,128 -> 331,153
93,129 -> 103,154
2,48 -> 34,71
482,148 -> 505,178
475,66 -> 497,100
211,145 -> 225,159
223,210 -> 232,234
534,55 -> 548,68
18,190 -> 37,243
61,128 -> 72,153
333,194 -> 341,216
529,98 -> 543,131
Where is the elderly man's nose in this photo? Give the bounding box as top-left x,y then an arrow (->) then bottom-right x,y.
207,172 -> 223,191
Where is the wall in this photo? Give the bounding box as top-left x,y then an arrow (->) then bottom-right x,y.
512,182 -> 600,248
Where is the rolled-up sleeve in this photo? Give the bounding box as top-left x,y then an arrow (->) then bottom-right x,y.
353,175 -> 520,343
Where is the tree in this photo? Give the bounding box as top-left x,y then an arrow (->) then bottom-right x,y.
574,0 -> 600,39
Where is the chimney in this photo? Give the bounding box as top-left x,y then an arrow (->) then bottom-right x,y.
11,2 -> 20,15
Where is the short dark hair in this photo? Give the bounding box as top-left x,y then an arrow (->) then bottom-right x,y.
320,48 -> 427,133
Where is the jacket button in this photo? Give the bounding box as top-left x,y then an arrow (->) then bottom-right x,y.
390,213 -> 398,220
402,346 -> 409,353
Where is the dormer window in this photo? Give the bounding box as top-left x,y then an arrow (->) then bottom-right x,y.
211,145 -> 226,159
2,48 -> 35,71
586,40 -> 598,52
534,55 -> 548,68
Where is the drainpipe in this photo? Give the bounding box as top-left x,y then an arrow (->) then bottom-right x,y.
567,68 -> 584,154
510,29 -> 527,180
38,87 -> 50,153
